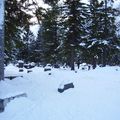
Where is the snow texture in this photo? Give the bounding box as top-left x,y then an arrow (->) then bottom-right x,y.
0,64 -> 120,120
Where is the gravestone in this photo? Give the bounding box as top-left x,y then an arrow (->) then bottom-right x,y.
18,60 -> 24,68
27,70 -> 32,73
44,64 -> 52,71
24,64 -> 29,69
54,64 -> 60,68
5,75 -> 23,80
48,73 -> 51,75
58,83 -> 74,93
0,99 -> 4,112
19,68 -> 23,72
44,68 -> 51,71
0,93 -> 27,113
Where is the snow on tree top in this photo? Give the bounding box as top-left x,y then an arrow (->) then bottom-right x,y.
79,42 -> 86,47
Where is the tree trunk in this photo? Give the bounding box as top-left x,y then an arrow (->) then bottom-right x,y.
0,31 -> 4,80
70,47 -> 75,71
0,0 -> 4,80
102,47 -> 107,67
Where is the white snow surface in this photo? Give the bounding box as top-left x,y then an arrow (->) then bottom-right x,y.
0,64 -> 120,120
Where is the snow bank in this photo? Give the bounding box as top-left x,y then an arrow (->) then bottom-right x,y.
0,65 -> 120,120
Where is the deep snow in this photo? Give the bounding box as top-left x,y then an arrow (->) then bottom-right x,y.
0,64 -> 120,120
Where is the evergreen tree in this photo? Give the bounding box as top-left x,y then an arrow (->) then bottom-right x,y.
102,0 -> 119,66
62,0 -> 88,70
87,0 -> 119,66
17,26 -> 35,63
85,0 -> 104,66
34,25 -> 44,63
43,0 -> 59,5
5,0 -> 33,63
39,2 -> 59,65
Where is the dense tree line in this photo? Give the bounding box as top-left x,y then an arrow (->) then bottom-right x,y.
4,0 -> 120,70
5,0 -> 34,63
35,0 -> 120,69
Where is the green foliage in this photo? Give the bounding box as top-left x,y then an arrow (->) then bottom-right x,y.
37,3 -> 59,64
43,0 -> 59,6
5,0 -> 33,62
17,26 -> 35,62
60,0 -> 89,69
86,0 -> 120,66
34,0 -> 120,67
5,0 -> 120,67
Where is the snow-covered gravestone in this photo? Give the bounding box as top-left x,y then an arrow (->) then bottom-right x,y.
0,99 -> 4,112
0,92 -> 27,112
18,60 -> 24,72
44,64 -> 52,71
58,82 -> 74,93
18,60 -> 24,68
0,0 -> 4,80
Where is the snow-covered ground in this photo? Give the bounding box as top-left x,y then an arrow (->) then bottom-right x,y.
0,64 -> 120,120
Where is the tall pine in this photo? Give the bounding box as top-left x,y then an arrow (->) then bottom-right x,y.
5,0 -> 33,63
88,0 -> 119,66
38,1 -> 59,64
63,0 -> 88,70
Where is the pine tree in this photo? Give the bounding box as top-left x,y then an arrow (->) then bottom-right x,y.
88,0 -> 119,66
39,2 -> 59,65
34,25 -> 45,63
43,0 -> 59,5
102,0 -> 119,66
62,0 -> 88,70
5,0 -> 33,63
17,26 -> 35,63
86,0 -> 104,66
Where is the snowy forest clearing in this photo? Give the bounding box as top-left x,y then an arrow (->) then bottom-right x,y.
0,65 -> 120,120
0,0 -> 120,119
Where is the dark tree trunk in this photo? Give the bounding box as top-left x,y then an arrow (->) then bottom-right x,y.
102,47 -> 107,67
92,57 -> 96,69
0,0 -> 4,80
0,31 -> 4,80
70,48 -> 75,70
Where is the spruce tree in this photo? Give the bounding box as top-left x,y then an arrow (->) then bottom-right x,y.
101,0 -> 119,66
18,26 -> 35,63
39,2 -> 59,65
88,0 -> 119,66
33,26 -> 44,63
86,0 -> 104,66
5,0 -> 33,63
62,0 -> 88,70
